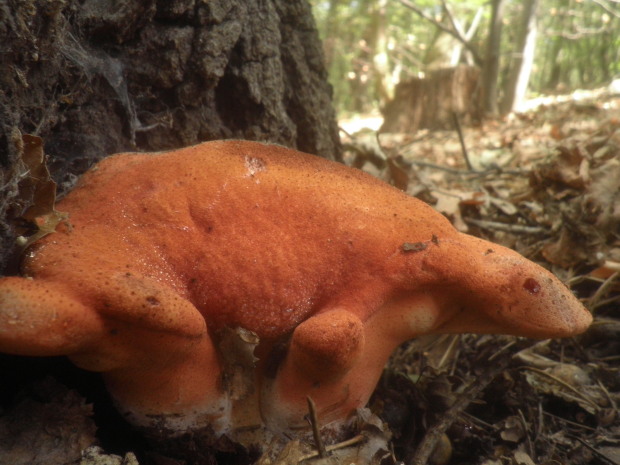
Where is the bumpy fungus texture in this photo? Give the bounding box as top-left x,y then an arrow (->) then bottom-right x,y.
0,140 -> 591,440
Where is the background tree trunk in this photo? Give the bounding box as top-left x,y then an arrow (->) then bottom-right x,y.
501,0 -> 540,114
480,0 -> 506,116
0,0 -> 341,270
370,0 -> 391,105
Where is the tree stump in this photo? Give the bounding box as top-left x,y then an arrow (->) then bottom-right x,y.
380,65 -> 481,134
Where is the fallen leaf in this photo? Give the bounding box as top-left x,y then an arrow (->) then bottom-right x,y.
513,449 -> 536,465
0,378 -> 96,465
80,446 -> 140,465
12,134 -> 68,249
500,416 -> 525,443
523,365 -> 607,415
218,326 -> 259,401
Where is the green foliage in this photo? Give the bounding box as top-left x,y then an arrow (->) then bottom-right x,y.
310,0 -> 620,116
534,0 -> 620,91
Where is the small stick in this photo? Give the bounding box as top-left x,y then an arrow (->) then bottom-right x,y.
520,366 -> 600,412
568,435 -> 620,465
408,159 -> 526,176
543,410 -> 597,431
452,112 -> 473,171
408,351 -> 512,465
299,434 -> 366,462
306,396 -> 328,458
464,218 -> 546,234
588,271 -> 620,310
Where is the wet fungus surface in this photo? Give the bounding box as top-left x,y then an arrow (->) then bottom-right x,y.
0,140 -> 591,453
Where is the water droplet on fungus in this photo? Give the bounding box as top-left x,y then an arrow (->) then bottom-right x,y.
523,278 -> 541,295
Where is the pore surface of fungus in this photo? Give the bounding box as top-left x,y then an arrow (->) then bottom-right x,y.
0,140 -> 592,443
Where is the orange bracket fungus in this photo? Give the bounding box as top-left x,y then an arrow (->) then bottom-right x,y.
0,140 -> 591,444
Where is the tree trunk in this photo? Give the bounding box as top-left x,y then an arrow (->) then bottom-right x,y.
544,37 -> 564,91
501,0 -> 540,114
0,0 -> 341,270
480,0 -> 506,116
370,0 -> 391,105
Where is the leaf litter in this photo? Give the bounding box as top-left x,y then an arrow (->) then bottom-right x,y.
343,89 -> 620,465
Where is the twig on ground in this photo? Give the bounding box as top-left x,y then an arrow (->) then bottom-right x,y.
568,435 -> 620,465
407,351 -> 513,465
520,366 -> 601,412
299,435 -> 366,463
464,218 -> 546,234
452,112 -> 473,171
588,271 -> 620,310
408,159 -> 527,177
306,396 -> 328,458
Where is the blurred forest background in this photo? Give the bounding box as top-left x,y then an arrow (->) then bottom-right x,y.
310,0 -> 620,119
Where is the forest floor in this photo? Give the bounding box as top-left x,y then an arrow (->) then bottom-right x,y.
1,90 -> 619,465
341,88 -> 620,465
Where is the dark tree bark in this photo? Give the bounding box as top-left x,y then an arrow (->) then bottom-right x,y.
0,0 -> 341,270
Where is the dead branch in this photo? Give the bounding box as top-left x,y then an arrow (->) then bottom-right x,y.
397,0 -> 483,64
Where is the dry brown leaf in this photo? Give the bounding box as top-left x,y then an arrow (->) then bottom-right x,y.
500,416 -> 525,443
541,229 -> 589,268
256,409 -> 391,465
0,378 -> 96,465
532,145 -> 589,190
79,446 -> 139,465
218,326 -> 259,401
13,134 -> 68,248
587,158 -> 620,229
386,157 -> 410,191
432,190 -> 485,232
589,260 -> 620,283
523,365 -> 607,415
598,447 -> 620,464
489,197 -> 518,216
260,439 -> 307,465
513,449 -> 536,465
